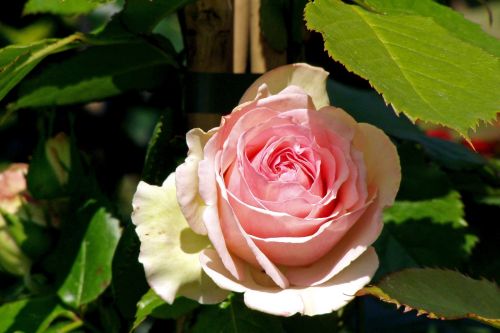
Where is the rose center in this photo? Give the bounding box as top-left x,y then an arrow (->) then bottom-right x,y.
265,143 -> 316,187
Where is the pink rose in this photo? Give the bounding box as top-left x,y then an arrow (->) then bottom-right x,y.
132,63 -> 401,316
0,163 -> 30,276
0,163 -> 28,214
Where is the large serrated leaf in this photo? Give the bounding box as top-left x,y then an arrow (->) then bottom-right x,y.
305,0 -> 500,137
359,269 -> 500,328
327,79 -> 485,170
0,35 -> 82,104
355,0 -> 500,57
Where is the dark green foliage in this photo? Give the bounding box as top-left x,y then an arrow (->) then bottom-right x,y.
0,0 -> 498,332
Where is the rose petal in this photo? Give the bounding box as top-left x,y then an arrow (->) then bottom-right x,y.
283,197 -> 383,286
0,163 -> 28,214
132,174 -> 228,304
310,107 -> 357,149
245,248 -> 378,316
239,63 -> 330,109
200,247 -> 378,316
353,124 -> 401,206
215,155 -> 290,288
249,204 -> 369,266
226,190 -> 329,237
202,202 -> 248,282
176,128 -> 216,235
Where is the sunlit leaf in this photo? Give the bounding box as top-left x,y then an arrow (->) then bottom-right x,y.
23,0 -> 113,15
306,0 -> 500,137
0,35 -> 82,105
359,269 -> 500,328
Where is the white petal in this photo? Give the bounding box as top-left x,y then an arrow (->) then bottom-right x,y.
245,248 -> 379,316
176,128 -> 217,235
239,63 -> 330,109
132,173 -> 228,304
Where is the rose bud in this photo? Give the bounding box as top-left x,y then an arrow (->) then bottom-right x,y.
28,132 -> 71,199
132,63 -> 401,316
0,164 -> 31,276
0,163 -> 52,276
45,132 -> 71,186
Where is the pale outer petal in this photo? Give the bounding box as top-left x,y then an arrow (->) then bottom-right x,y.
239,63 -> 330,109
131,173 -> 228,304
353,123 -> 402,207
176,128 -> 217,235
200,247 -> 379,316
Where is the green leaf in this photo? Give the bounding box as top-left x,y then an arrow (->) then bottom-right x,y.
384,191 -> 465,227
3,213 -> 52,261
23,0 -> 111,15
120,0 -> 195,33
153,14 -> 184,53
0,296 -> 80,333
27,135 -> 66,200
395,143 -> 453,201
12,41 -> 176,110
111,223 -> 148,320
132,289 -> 199,330
359,269 -> 500,328
142,109 -> 185,186
0,20 -> 55,45
57,202 -> 121,308
375,144 -> 478,276
327,79 -> 485,170
305,0 -> 500,137
355,0 -> 500,57
191,295 -> 285,333
0,34 -> 82,105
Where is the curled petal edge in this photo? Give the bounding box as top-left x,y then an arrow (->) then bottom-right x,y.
239,63 -> 330,109
200,247 -> 379,316
176,128 -> 217,235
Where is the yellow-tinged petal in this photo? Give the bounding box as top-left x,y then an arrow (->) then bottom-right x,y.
354,123 -> 401,206
239,63 -> 330,109
132,173 -> 229,304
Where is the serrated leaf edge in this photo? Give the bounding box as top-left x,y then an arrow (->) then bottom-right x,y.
304,0 -> 500,139
356,268 -> 500,329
